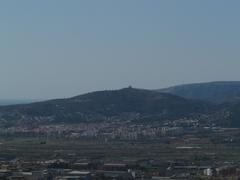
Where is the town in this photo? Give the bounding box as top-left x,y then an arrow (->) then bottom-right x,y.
0,119 -> 239,179
0,157 -> 239,179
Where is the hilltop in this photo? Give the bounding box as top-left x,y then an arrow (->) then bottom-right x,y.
0,84 -> 240,128
0,87 -> 209,127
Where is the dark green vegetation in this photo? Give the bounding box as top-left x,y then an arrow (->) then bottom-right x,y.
0,82 -> 240,127
0,137 -> 239,163
0,88 -> 211,126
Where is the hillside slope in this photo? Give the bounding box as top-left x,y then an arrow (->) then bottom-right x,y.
157,81 -> 240,104
0,88 -> 209,127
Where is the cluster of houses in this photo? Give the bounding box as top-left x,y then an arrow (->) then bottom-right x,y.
0,123 -> 191,141
0,158 -> 239,179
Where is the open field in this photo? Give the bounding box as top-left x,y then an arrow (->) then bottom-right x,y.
0,137 -> 239,164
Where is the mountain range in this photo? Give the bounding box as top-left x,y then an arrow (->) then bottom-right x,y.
0,81 -> 240,128
158,81 -> 240,104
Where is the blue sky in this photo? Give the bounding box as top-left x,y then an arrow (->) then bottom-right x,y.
0,0 -> 240,99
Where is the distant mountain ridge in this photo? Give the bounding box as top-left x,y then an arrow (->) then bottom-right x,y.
0,87 -> 210,127
0,82 -> 240,128
157,81 -> 240,104
0,99 -> 37,106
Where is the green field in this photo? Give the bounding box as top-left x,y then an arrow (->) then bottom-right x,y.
0,137 -> 239,164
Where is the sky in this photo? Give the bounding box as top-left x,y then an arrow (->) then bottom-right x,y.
0,0 -> 240,100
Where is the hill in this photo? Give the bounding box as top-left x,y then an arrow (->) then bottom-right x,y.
0,87 -> 210,127
157,81 -> 240,104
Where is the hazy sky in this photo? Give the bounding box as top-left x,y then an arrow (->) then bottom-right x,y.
0,0 -> 240,99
